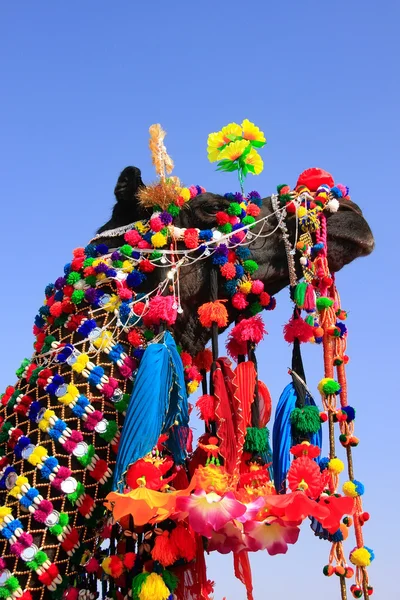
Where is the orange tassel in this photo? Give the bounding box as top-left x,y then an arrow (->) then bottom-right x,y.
151,531 -> 178,567
198,301 -> 228,328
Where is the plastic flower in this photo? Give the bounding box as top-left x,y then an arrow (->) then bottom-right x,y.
241,119 -> 266,147
263,491 -> 331,523
208,521 -> 246,554
207,123 -> 242,162
287,456 -> 328,499
105,487 -> 179,526
243,148 -> 264,175
176,491 -> 246,538
244,516 -> 300,555
218,139 -> 250,163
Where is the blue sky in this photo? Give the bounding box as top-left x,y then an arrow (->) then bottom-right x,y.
0,1 -> 398,598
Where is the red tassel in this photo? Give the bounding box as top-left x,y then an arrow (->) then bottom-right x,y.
170,524 -> 196,562
234,551 -> 254,600
196,394 -> 216,424
151,531 -> 179,567
303,284 -> 316,312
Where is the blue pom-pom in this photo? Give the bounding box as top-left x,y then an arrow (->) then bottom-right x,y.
330,186 -> 343,199
365,546 -> 375,561
39,306 -> 50,317
266,297 -> 277,311
342,406 -> 356,422
235,265 -> 245,278
331,528 -> 344,542
224,192 -> 235,200
84,244 -> 97,258
225,280 -> 239,296
196,185 -> 203,195
199,230 -> 213,241
54,290 -> 64,302
96,243 -> 109,255
336,322 -> 347,337
78,319 -> 96,337
131,251 -> 140,260
212,254 -> 228,266
133,348 -> 145,361
320,457 -> 330,471
105,268 -> 117,278
143,232 -> 152,242
29,401 -> 41,423
353,480 -> 365,495
235,247 -> 251,260
232,223 -> 243,231
126,271 -> 145,289
45,284 -> 55,298
34,315 -> 46,328
64,263 -> 71,275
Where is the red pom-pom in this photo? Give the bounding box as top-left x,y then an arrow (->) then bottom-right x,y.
220,262 -> 236,280
198,301 -> 228,328
228,250 -> 237,263
73,247 -> 85,258
123,552 -> 136,570
246,203 -> 260,217
127,328 -> 143,347
196,394 -> 216,424
143,295 -> 177,326
296,168 -> 335,192
216,211 -> 229,225
283,316 -> 314,343
124,230 -> 142,246
132,301 -> 146,316
109,555 -> 124,578
193,349 -> 213,372
186,366 -> 202,382
184,228 -> 199,249
232,292 -> 248,310
180,352 -> 193,367
49,302 -> 63,317
259,291 -> 271,306
139,259 -> 156,273
226,336 -> 247,360
85,557 -> 99,574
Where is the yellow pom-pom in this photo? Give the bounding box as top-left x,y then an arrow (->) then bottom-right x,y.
122,260 -> 134,273
93,330 -> 113,350
28,446 -> 48,466
103,295 -> 121,312
72,354 -> 89,374
239,281 -> 252,294
328,458 -> 344,474
0,506 -> 12,524
38,418 -> 50,432
136,221 -> 149,234
96,273 -> 107,281
187,380 -> 199,395
350,547 -> 372,567
151,232 -> 168,248
138,573 -> 170,600
101,557 -> 112,575
342,480 -> 358,498
297,206 -> 307,218
44,409 -> 56,421
180,188 -> 191,201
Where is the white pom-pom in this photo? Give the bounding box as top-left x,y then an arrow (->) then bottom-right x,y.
212,230 -> 223,241
300,257 -> 308,265
326,199 -> 340,212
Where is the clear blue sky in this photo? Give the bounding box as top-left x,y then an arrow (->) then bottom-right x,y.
0,2 -> 398,598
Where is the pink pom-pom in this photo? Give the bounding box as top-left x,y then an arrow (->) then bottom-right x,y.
143,295 -> 177,326
336,183 -> 348,197
138,240 -> 152,249
230,315 -> 266,344
232,292 -> 248,310
124,230 -> 142,246
150,216 -> 163,232
233,230 -> 246,242
189,185 -> 198,198
251,280 -> 264,294
229,215 -> 240,225
19,532 -> 33,547
226,336 -> 247,360
186,366 -> 202,382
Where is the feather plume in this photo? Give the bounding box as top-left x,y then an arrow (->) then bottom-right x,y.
149,124 -> 174,179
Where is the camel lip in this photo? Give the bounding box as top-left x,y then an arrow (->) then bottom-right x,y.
329,232 -> 375,255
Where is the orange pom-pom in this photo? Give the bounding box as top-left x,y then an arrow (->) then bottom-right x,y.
198,301 -> 228,328
151,530 -> 178,567
170,524 -> 196,562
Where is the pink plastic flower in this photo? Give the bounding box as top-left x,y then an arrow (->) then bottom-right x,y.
244,516 -> 300,555
176,491 -> 246,538
236,496 -> 265,523
208,521 -> 246,554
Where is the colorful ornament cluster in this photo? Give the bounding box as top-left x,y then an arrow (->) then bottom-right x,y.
0,124 -> 374,600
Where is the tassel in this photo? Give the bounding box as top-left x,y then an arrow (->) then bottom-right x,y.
294,282 -> 307,308
138,572 -> 171,600
196,394 -> 216,424
303,284 -> 316,312
151,531 -> 179,567
234,551 -> 254,600
170,524 -> 197,562
198,301 -> 228,328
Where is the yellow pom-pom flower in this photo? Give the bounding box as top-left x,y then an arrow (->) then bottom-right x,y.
136,221 -> 149,234
28,446 -> 48,466
350,547 -> 372,567
342,480 -> 358,498
0,506 -> 12,525
179,187 -> 191,201
328,458 -> 345,474
93,330 -> 113,350
241,119 -> 266,145
72,354 -> 89,374
151,232 -> 168,248
297,206 -> 307,218
122,260 -> 134,273
138,572 -> 171,600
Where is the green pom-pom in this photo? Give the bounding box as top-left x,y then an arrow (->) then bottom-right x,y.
41,335 -> 56,354
150,250 -> 162,261
71,290 -> 85,305
242,215 -> 255,226
219,223 -> 233,234
29,366 -> 43,385
143,329 -> 154,341
120,244 -> 133,257
294,282 -> 307,308
243,259 -> 258,274
280,193 -> 293,204
316,297 -> 334,311
16,358 -> 30,379
83,257 -> 95,267
320,379 -> 341,395
67,481 -> 85,504
66,272 -> 81,285
132,573 -> 150,599
35,550 -> 48,567
54,314 -> 69,328
5,577 -> 19,593
0,422 -> 12,443
167,203 -> 180,217
77,444 -> 95,467
249,302 -> 263,315
162,569 -> 179,592
244,427 -> 269,452
101,420 -> 118,443
305,315 -> 314,326
115,396 -> 129,413
0,587 -> 10,599
59,512 -> 69,527
112,259 -> 124,268
227,202 -> 242,216
49,524 -> 63,536
85,275 -> 97,287
290,405 -> 321,436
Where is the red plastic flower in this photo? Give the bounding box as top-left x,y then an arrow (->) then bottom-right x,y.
287,456 -> 327,499
290,442 -> 321,459
263,491 -> 331,523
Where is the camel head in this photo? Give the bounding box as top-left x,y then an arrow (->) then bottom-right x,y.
96,167 -> 374,352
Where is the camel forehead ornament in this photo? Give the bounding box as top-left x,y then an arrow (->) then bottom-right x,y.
0,122 -> 374,600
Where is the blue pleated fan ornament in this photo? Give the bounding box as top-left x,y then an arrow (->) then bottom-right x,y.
112,331 -> 188,490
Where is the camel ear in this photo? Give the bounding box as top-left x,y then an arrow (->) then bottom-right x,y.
114,166 -> 145,204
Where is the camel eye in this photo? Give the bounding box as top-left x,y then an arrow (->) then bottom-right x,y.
203,204 -> 221,216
